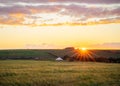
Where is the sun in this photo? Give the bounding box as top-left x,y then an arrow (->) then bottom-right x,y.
72,47 -> 95,62
81,48 -> 87,51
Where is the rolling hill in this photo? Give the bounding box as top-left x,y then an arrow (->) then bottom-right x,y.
0,49 -> 120,62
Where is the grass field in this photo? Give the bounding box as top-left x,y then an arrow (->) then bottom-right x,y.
0,60 -> 120,86
0,49 -> 71,60
0,49 -> 120,60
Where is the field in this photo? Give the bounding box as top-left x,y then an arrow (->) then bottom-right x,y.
0,49 -> 120,60
0,49 -> 71,60
0,60 -> 120,86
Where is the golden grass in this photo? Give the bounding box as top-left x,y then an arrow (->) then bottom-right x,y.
0,60 -> 120,86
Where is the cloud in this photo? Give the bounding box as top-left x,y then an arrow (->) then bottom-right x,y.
90,42 -> 120,49
25,43 -> 62,49
0,0 -> 120,26
0,0 -> 120,4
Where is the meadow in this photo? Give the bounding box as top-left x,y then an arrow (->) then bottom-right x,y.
0,49 -> 69,60
0,60 -> 120,86
0,49 -> 120,61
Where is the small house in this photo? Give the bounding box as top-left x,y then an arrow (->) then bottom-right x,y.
56,57 -> 63,61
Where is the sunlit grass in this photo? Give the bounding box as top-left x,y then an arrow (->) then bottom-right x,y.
0,60 -> 120,86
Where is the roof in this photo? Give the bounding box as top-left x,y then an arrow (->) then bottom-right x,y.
56,57 -> 63,60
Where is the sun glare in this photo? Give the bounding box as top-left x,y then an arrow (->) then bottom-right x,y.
72,47 -> 95,62
81,48 -> 87,51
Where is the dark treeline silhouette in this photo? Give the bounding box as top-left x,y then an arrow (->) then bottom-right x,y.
63,55 -> 120,63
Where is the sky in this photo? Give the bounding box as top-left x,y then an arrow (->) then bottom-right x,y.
0,0 -> 120,49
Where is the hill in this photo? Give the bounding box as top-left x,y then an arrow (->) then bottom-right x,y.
0,49 -> 72,60
0,49 -> 120,62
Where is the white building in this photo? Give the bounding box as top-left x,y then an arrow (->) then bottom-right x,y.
56,57 -> 63,61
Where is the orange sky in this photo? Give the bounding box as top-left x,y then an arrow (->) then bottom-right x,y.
0,0 -> 120,49
0,24 -> 120,49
